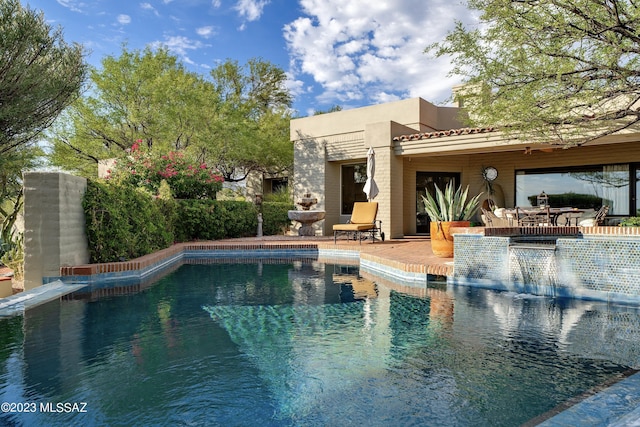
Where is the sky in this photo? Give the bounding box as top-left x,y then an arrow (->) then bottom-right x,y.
24,0 -> 477,116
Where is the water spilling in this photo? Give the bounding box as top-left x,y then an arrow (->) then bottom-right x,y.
509,242 -> 558,296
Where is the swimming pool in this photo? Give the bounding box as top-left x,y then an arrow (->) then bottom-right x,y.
0,260 -> 638,426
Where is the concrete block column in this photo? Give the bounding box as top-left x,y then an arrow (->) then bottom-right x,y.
364,122 -> 404,239
292,138 -> 327,235
23,172 -> 89,289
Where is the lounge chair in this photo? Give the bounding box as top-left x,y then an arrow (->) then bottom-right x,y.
333,202 -> 384,244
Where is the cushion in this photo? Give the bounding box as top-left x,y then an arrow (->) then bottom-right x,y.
349,202 -> 378,224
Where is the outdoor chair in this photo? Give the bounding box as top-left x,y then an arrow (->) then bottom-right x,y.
333,202 -> 384,244
579,205 -> 609,227
516,206 -> 551,226
481,208 -> 513,227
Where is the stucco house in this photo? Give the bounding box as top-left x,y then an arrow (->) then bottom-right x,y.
290,90 -> 640,239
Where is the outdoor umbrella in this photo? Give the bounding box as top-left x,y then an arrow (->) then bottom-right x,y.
363,147 -> 379,201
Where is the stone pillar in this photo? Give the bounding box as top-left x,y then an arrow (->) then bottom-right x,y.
23,172 -> 89,290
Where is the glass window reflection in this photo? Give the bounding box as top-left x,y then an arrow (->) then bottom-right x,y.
516,164 -> 629,215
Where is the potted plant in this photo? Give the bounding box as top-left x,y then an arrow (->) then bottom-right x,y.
422,182 -> 482,258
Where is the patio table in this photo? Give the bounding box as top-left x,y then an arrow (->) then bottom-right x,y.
505,207 -> 584,226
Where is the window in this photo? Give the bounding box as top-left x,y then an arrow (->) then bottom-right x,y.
341,163 -> 368,214
515,164 -> 630,216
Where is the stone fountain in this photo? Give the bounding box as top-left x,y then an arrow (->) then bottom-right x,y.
288,193 -> 326,236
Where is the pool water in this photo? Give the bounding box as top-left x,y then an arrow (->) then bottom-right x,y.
0,260 -> 638,426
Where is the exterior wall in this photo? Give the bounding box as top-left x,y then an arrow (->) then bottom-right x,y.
402,140 -> 640,233
245,170 -> 263,200
402,155 -> 474,234
290,98 -> 465,238
23,172 -> 89,289
291,95 -> 640,238
293,138 -> 327,235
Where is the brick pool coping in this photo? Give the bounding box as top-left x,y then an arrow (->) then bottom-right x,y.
58,237 -> 454,284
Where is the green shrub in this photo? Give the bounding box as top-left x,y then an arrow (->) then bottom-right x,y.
83,180 -> 173,263
262,202 -> 294,235
264,187 -> 292,204
84,182 -> 294,263
173,200 -> 258,241
620,217 -> 640,227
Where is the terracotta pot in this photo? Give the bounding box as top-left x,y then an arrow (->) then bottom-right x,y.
430,221 -> 470,258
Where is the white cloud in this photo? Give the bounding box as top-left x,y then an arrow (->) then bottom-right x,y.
140,3 -> 160,16
196,26 -> 217,39
284,0 -> 476,111
234,0 -> 270,22
150,35 -> 207,65
117,14 -> 131,25
55,0 -> 84,13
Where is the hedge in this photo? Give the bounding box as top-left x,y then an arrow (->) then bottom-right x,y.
83,180 -> 295,263
83,180 -> 173,263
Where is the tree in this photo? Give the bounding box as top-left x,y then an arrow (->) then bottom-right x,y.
0,0 -> 86,155
313,105 -> 343,115
49,47 -> 219,176
206,58 -> 293,182
428,0 -> 640,146
0,147 -> 41,246
49,49 -> 293,183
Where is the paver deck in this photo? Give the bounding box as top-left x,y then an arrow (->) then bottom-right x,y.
231,235 -> 453,275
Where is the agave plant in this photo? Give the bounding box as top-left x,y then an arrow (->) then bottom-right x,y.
422,181 -> 482,222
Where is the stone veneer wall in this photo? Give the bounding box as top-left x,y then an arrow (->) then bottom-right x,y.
23,172 -> 89,290
454,230 -> 640,304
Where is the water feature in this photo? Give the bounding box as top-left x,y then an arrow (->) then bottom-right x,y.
288,193 -> 326,236
509,240 -> 558,296
1,260 -> 638,426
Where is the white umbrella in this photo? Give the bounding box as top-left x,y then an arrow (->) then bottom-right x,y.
363,147 -> 379,201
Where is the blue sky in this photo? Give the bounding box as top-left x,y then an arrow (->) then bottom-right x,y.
24,0 -> 475,116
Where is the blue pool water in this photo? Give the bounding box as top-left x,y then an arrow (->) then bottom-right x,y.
0,260 -> 638,426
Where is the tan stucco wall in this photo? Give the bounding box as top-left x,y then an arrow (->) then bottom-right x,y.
292,137 -> 327,235
291,95 -> 640,238
23,172 -> 89,289
290,98 -> 465,238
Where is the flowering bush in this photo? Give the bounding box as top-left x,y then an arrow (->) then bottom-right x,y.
108,141 -> 224,199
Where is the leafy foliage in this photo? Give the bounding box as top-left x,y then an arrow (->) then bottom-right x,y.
0,0 -> 86,155
83,180 -> 173,263
172,200 -> 257,241
429,0 -> 640,146
83,180 -> 292,263
261,202 -> 295,235
422,181 -> 482,221
620,217 -> 640,227
109,142 -> 224,199
0,232 -> 23,281
48,48 -> 293,183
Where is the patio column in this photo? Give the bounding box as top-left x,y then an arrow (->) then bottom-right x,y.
364,122 -> 404,239
292,137 -> 327,235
